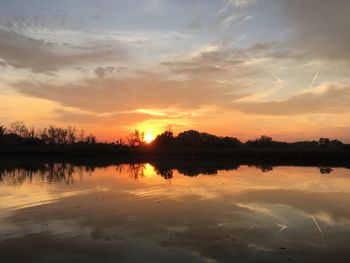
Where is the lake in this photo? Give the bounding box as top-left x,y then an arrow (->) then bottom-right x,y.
0,161 -> 350,262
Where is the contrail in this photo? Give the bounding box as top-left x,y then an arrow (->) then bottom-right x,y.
308,71 -> 319,89
265,67 -> 283,83
277,225 -> 288,234
311,216 -> 324,237
257,60 -> 283,83
246,52 -> 282,83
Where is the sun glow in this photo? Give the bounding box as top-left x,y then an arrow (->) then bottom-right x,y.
144,133 -> 155,143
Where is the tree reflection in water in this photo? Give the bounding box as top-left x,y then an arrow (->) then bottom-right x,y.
0,159 -> 343,186
0,163 -> 91,185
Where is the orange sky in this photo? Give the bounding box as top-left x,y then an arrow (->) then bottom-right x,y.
1,0 -> 350,142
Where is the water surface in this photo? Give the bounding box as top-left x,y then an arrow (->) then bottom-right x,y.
1,162 -> 350,262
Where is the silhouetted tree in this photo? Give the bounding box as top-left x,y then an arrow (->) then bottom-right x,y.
0,125 -> 6,136
0,120 -> 349,157
27,127 -> 36,140
176,130 -> 203,147
319,138 -> 331,147
246,135 -> 273,147
259,135 -> 273,144
0,125 -> 5,135
9,121 -> 28,138
47,125 -> 58,145
330,139 -> 343,147
153,130 -> 175,147
292,140 -> 319,148
220,136 -> 241,147
127,129 -> 144,147
57,127 -> 68,145
0,125 -> 5,144
116,138 -> 126,146
39,128 -> 49,144
0,122 -> 99,147
85,134 -> 97,144
67,126 -> 77,144
174,130 -> 242,148
319,138 -> 343,148
78,129 -> 85,143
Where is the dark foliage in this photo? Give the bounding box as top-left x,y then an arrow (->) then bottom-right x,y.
0,121 -> 349,160
153,129 -> 241,148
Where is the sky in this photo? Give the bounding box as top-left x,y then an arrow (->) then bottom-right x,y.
1,0 -> 350,142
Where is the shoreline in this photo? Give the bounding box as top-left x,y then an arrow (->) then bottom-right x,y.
1,147 -> 350,168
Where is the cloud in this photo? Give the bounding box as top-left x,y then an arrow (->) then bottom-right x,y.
281,0 -> 350,62
0,60 -> 6,68
231,0 -> 256,8
94,66 -> 126,78
53,109 -> 161,125
0,29 -> 128,72
160,42 -> 283,91
94,66 -> 115,79
233,84 -> 350,115
14,73 -> 243,113
161,43 -> 253,79
0,6 -> 69,33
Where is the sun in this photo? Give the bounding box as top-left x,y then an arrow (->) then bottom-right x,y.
144,133 -> 155,143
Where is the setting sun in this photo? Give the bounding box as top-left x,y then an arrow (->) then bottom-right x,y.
144,134 -> 155,144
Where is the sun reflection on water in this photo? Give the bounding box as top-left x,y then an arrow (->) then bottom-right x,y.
143,163 -> 157,178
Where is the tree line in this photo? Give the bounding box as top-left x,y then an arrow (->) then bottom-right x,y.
0,121 -> 346,149
124,128 -> 345,149
0,121 -> 96,146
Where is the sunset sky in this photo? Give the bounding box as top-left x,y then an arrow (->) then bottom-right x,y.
1,0 -> 350,142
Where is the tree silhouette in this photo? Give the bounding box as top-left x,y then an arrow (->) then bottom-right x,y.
153,130 -> 175,147
246,135 -> 273,147
319,138 -> 331,147
38,128 -> 49,144
319,138 -> 343,148
67,126 -> 77,144
0,125 -> 5,136
0,121 -> 348,158
85,134 -> 97,144
116,138 -> 126,146
0,125 -> 5,144
78,129 -> 85,143
9,121 -> 28,138
127,129 -> 145,147
175,130 -> 241,148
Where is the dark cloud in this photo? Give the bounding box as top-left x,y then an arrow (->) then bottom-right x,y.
94,66 -> 115,79
94,66 -> 126,78
281,0 -> 350,62
0,29 -> 128,72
